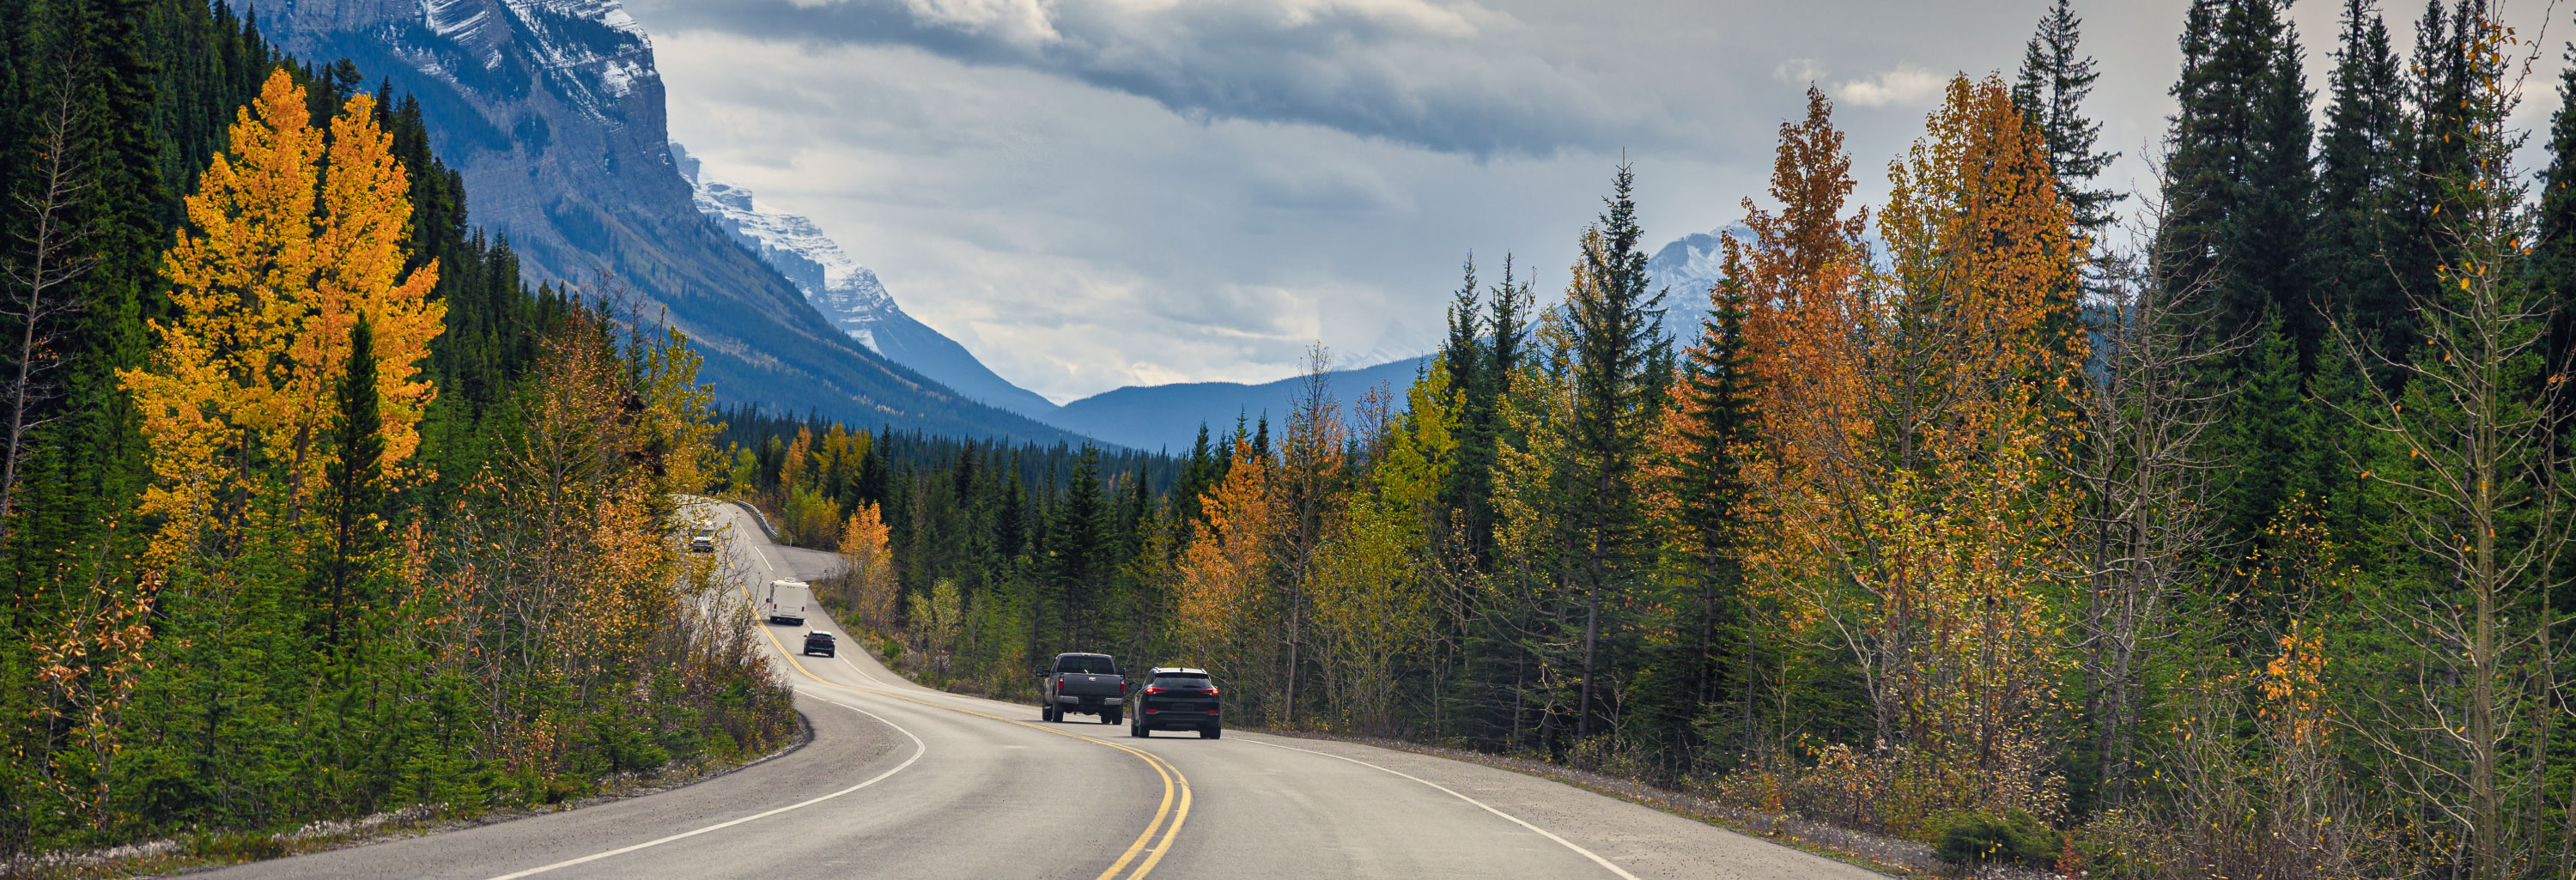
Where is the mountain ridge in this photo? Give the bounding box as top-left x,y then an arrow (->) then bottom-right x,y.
670,143 -> 1062,421
245,0 -> 1090,446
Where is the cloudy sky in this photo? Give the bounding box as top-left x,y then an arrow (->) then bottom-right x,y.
620,0 -> 2568,404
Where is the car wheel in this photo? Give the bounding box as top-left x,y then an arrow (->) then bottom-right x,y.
1200,725 -> 1220,740
1104,709 -> 1121,725
1042,704 -> 1056,722
1130,719 -> 1146,737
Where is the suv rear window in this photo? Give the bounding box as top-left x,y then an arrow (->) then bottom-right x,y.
1057,656 -> 1118,674
1152,672 -> 1210,683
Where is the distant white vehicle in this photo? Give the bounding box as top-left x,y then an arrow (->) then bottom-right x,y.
689,527 -> 716,553
765,579 -> 811,627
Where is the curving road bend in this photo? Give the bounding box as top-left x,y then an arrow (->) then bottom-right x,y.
190,501 -> 1886,880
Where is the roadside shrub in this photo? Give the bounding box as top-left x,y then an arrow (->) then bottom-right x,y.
1934,810 -> 2058,870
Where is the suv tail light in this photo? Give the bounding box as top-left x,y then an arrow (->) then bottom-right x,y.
1204,687 -> 1219,696
1144,685 -> 1163,695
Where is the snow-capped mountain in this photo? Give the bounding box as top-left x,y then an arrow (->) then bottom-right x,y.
674,144 -> 895,349
246,0 -> 1089,445
671,144 -> 1061,420
1647,225 -> 1753,335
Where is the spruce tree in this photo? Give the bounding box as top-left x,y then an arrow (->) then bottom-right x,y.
1646,243 -> 1760,762
2161,0 -> 2318,367
1439,253 -> 1498,559
2012,0 -> 2120,234
2537,7 -> 2576,395
1048,445 -> 1111,649
1561,163 -> 1666,741
315,316 -> 385,658
2315,0 -> 2412,375
2391,0 -> 2477,362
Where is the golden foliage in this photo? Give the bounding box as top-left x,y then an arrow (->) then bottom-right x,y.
840,502 -> 898,634
1173,441 -> 1285,686
125,69 -> 444,566
1731,75 -> 2087,828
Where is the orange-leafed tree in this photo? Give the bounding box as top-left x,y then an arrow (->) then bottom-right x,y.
1723,86 -> 1877,762
1737,75 -> 2088,831
1862,74 -> 2087,827
1729,87 -> 1878,645
123,69 -> 444,566
1173,441 -> 1286,719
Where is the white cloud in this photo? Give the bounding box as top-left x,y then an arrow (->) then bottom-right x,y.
898,0 -> 1059,44
1834,64 -> 1944,108
628,0 -> 2575,401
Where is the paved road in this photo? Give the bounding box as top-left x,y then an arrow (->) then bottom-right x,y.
191,502 -> 1885,880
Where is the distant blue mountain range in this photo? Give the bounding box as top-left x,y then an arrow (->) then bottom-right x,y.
1048,356 -> 1434,452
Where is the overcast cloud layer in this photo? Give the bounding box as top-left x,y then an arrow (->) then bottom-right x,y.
623,0 -> 2569,403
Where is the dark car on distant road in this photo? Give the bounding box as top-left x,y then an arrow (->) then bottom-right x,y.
803,631 -> 835,657
1129,667 -> 1220,739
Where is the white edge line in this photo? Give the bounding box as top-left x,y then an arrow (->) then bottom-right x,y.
1243,738 -> 1642,880
481,697 -> 926,880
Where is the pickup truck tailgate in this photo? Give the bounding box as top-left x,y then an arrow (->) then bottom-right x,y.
1056,673 -> 1122,696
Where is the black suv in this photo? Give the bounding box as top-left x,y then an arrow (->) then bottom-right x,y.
1129,667 -> 1220,739
802,631 -> 835,657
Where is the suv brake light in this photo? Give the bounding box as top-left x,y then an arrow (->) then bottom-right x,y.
1144,685 -> 1164,695
1204,687 -> 1218,696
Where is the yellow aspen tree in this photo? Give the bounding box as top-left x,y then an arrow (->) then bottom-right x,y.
1309,494 -> 1431,734
838,502 -> 898,633
125,69 -> 443,564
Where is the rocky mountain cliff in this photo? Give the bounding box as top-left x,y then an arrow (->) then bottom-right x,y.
671,144 -> 1060,421
240,0 -> 1086,445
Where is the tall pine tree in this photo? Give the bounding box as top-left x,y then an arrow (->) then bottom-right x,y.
2314,0 -> 2413,375
2162,0 -> 2319,367
2013,0 -> 2120,234
1560,164 -> 1666,742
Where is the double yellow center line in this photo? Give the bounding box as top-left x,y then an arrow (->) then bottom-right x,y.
750,619 -> 1191,880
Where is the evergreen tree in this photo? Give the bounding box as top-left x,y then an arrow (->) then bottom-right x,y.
2380,0 -> 2477,372
1438,253 -> 1498,558
2531,4 -> 2576,396
313,315 -> 385,658
1643,240 -> 1760,762
2012,0 -> 2120,233
2314,0 -> 2413,375
1048,445 -> 1113,649
1560,163 -> 1667,741
2162,0 -> 2319,367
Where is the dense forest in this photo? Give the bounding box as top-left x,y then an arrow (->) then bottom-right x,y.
8,0 -> 2576,877
0,0 -> 790,865
714,1 -> 2576,877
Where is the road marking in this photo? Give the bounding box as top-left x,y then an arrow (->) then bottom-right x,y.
1244,739 -> 1642,880
478,701 -> 926,880
730,525 -> 1190,880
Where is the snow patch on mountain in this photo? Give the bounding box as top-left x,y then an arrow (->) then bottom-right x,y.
1647,225 -> 1751,334
489,0 -> 657,119
510,0 -> 646,38
424,0 -> 491,39
672,143 -> 902,353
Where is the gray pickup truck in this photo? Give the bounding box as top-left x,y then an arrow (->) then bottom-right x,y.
1040,652 -> 1125,725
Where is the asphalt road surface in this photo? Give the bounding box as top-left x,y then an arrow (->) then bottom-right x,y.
189,501 -> 1886,880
